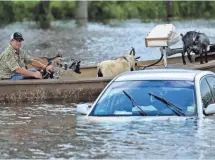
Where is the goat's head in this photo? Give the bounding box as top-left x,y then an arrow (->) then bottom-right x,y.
39,53 -> 63,67
125,47 -> 140,71
192,31 -> 200,44
69,59 -> 81,74
52,57 -> 63,67
180,31 -> 201,51
60,62 -> 68,70
51,53 -> 63,66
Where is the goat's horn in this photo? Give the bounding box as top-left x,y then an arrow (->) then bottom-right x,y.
129,48 -> 133,55
132,47 -> 135,53
133,47 -> 136,56
130,47 -> 135,55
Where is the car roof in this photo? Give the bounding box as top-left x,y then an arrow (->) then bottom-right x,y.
114,69 -> 214,81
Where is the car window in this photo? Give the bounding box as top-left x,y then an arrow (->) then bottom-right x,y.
200,78 -> 214,109
90,80 -> 197,116
206,76 -> 215,100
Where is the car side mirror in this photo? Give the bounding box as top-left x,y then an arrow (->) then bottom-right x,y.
76,104 -> 92,115
205,103 -> 215,115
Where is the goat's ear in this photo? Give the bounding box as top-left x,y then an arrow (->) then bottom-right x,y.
69,62 -> 75,69
180,33 -> 183,37
135,56 -> 140,60
60,57 -> 66,61
56,52 -> 62,57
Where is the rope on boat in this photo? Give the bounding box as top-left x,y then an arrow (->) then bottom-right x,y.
140,52 -> 164,70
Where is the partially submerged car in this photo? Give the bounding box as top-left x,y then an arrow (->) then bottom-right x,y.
77,69 -> 215,119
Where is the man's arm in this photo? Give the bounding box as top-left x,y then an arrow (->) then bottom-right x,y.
23,51 -> 46,70
31,60 -> 54,73
6,52 -> 42,79
23,51 -> 54,72
31,60 -> 46,70
15,67 -> 42,79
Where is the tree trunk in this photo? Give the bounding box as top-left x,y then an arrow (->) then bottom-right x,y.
76,1 -> 88,26
36,1 -> 51,29
166,1 -> 173,22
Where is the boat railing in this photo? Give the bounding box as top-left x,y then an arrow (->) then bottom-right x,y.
166,47 -> 183,57
166,44 -> 215,57
160,44 -> 215,67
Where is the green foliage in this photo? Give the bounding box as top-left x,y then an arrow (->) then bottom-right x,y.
88,1 -> 110,21
13,1 -> 39,21
0,1 -> 15,25
50,1 -> 76,20
37,1 -> 51,29
173,1 -> 215,19
122,2 -> 139,19
88,1 -> 168,22
1,1 -> 215,27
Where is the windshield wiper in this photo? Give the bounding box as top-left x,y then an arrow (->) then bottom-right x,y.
123,90 -> 147,116
148,93 -> 185,116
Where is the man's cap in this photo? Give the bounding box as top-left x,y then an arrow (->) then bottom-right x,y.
10,32 -> 24,41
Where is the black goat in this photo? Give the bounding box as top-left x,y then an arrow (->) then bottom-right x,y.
60,59 -> 81,74
181,31 -> 210,65
69,59 -> 81,74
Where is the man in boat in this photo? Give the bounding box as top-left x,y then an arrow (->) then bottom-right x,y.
0,32 -> 54,80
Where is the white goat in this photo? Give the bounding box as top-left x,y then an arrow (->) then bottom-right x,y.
97,47 -> 140,78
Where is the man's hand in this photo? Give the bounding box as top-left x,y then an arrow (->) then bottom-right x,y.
34,71 -> 42,79
46,65 -> 54,73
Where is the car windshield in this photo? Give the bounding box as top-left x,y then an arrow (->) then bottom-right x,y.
89,80 -> 197,116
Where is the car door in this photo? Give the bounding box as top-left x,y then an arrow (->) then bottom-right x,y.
206,76 -> 215,100
200,77 -> 215,115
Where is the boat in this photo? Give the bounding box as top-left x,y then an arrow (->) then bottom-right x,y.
1,24 -> 215,103
78,51 -> 215,79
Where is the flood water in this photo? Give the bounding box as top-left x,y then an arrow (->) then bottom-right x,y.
1,19 -> 215,66
1,103 -> 215,159
1,19 -> 215,159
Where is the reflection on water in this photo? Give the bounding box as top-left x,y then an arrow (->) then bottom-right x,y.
1,19 -> 215,66
0,103 -> 215,159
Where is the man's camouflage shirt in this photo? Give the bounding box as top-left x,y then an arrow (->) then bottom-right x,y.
0,45 -> 33,79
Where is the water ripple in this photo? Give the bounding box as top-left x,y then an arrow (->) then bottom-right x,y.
1,19 -> 215,66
